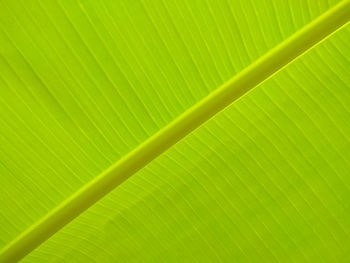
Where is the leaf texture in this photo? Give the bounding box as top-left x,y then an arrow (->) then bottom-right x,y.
0,0 -> 349,262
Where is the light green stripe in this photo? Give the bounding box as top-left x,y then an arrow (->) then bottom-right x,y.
1,0 -> 349,262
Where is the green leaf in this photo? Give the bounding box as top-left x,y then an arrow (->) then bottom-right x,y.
0,0 -> 349,262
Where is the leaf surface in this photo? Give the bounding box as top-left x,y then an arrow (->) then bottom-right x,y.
0,0 -> 349,262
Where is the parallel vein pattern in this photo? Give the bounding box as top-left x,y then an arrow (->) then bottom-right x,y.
0,0 -> 349,262
25,26 -> 350,263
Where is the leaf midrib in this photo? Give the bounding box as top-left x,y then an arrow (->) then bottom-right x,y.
1,1 -> 349,262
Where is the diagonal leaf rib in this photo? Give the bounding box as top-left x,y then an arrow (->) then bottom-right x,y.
1,1 -> 349,262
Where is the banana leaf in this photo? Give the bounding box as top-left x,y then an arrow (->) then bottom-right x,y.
0,0 -> 349,262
